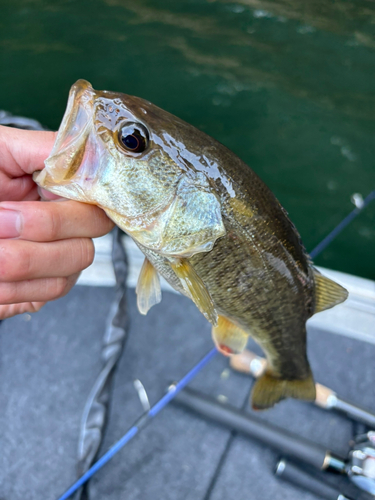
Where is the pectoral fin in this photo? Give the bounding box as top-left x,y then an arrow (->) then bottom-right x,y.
314,269 -> 348,313
212,316 -> 249,355
171,258 -> 218,326
136,258 -> 162,315
251,370 -> 316,410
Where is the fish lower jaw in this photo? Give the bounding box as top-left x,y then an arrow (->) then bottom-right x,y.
33,164 -> 74,188
33,170 -> 89,202
33,170 -> 66,196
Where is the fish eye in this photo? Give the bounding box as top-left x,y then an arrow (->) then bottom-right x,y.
118,122 -> 149,153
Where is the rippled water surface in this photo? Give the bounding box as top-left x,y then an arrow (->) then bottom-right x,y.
1,0 -> 374,278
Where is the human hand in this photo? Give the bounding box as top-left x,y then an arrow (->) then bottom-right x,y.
0,125 -> 114,319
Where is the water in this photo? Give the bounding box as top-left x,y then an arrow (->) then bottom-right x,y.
1,0 -> 374,278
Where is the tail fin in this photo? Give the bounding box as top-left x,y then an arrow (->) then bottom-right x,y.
251,370 -> 316,410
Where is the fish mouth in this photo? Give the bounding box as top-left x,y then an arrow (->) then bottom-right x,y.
33,79 -> 98,196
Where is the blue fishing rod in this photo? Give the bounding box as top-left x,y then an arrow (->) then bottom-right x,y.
57,348 -> 218,500
310,190 -> 375,259
56,190 -> 375,500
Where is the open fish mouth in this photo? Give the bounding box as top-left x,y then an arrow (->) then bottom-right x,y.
33,79 -> 98,194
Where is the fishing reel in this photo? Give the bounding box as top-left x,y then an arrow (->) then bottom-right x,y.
347,431 -> 375,495
276,432 -> 375,499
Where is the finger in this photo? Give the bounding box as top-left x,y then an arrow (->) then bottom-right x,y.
22,187 -> 41,202
38,187 -> 64,201
0,126 -> 56,176
0,172 -> 37,202
0,273 -> 80,306
0,301 -> 45,320
0,200 -> 114,241
0,238 -> 94,281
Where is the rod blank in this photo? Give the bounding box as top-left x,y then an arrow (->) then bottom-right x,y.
174,386 -> 345,472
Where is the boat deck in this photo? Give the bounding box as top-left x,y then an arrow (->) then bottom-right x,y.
1,235 -> 374,500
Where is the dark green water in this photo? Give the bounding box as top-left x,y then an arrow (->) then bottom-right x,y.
1,0 -> 374,278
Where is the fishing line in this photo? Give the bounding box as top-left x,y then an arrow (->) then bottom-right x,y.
56,191 -> 374,500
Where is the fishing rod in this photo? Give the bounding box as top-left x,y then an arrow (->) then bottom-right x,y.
310,190 -> 375,259
275,459 -> 354,500
173,386 -> 375,498
174,386 -> 346,473
230,349 -> 375,428
55,191 -> 374,500
56,348 -> 217,500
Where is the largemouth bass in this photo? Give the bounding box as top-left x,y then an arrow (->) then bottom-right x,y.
34,80 -> 348,410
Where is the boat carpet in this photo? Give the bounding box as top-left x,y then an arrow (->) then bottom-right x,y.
1,286 -> 374,500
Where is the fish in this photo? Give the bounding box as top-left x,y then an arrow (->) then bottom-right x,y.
33,79 -> 348,410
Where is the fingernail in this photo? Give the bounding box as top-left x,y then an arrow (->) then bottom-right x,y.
0,209 -> 21,238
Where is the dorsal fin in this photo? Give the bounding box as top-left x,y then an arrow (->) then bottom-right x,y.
136,258 -> 162,315
171,258 -> 218,326
314,269 -> 348,313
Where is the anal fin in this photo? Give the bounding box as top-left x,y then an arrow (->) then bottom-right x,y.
136,258 -> 162,315
212,316 -> 249,356
314,269 -> 348,313
171,258 -> 218,325
251,370 -> 316,410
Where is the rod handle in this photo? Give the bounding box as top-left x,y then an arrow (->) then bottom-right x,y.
230,351 -> 375,428
229,350 -> 267,377
275,459 -> 353,500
